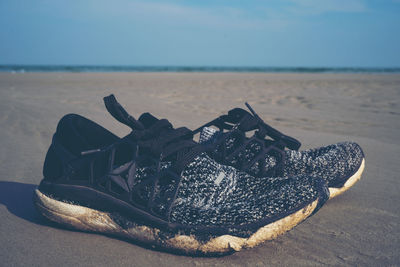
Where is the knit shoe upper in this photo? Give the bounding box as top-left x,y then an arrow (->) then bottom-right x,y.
36,95 -> 329,248
194,103 -> 365,190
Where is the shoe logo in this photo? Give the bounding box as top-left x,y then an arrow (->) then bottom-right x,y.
214,171 -> 233,186
193,170 -> 236,209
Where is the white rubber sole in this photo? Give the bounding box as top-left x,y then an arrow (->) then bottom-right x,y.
34,189 -> 318,255
329,158 -> 365,199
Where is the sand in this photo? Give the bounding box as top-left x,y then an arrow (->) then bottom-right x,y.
0,72 -> 399,266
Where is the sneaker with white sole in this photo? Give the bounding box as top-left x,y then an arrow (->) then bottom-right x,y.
34,96 -> 329,255
193,103 -> 365,199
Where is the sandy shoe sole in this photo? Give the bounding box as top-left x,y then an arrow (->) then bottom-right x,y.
329,158 -> 365,199
34,189 -> 318,255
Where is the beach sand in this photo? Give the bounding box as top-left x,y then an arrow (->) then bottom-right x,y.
0,72 -> 399,266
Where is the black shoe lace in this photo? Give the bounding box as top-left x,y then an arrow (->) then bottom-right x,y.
98,94 -> 204,219
127,117 -> 203,171
193,103 -> 301,177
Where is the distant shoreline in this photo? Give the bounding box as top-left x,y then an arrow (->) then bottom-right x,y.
1,65 -> 400,73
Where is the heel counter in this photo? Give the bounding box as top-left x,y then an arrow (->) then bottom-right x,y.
43,144 -> 63,180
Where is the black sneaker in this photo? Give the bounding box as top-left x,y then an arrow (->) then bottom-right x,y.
193,103 -> 365,199
34,95 -> 329,255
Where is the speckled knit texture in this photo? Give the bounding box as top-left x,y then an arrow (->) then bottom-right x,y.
199,127 -> 364,188
168,153 -> 322,233
283,142 -> 364,187
131,152 -> 323,234
131,161 -> 173,216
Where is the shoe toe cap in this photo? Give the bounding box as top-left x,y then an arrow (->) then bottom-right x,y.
326,141 -> 364,187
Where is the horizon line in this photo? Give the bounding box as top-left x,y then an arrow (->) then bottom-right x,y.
1,64 -> 400,73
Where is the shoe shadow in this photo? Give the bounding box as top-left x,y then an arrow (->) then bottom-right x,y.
0,181 -> 53,226
0,181 -> 232,257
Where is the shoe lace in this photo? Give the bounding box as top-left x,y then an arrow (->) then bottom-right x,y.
100,95 -> 204,218
127,117 -> 203,171
104,94 -> 201,168
193,103 -> 301,176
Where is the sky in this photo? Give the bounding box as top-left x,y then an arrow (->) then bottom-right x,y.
1,0 -> 399,67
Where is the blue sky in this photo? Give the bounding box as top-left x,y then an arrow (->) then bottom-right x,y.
1,0 -> 399,67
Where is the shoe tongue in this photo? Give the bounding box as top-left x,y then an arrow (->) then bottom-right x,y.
138,112 -> 160,129
199,127 -> 220,144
